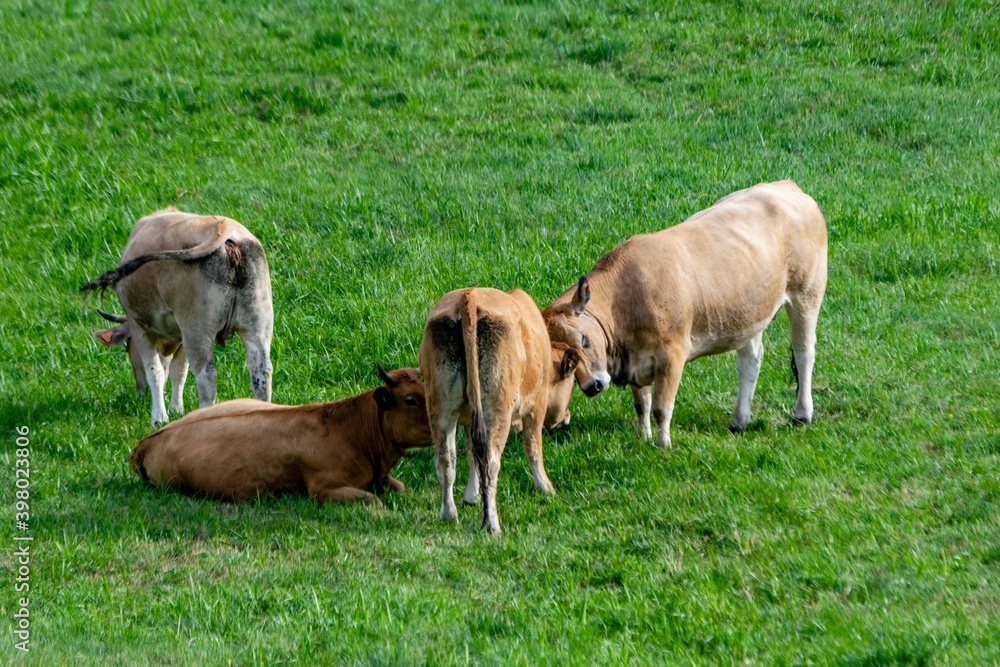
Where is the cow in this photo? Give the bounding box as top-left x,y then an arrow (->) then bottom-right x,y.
419,287 -> 580,535
83,208 -> 273,426
129,366 -> 433,505
542,180 -> 828,448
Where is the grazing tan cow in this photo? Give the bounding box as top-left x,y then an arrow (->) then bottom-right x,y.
83,208 -> 273,426
130,367 -> 432,504
543,180 -> 828,447
419,287 -> 580,534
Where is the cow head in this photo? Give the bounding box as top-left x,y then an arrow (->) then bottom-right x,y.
92,310 -> 148,394
543,276 -> 612,398
373,365 -> 434,451
545,343 -> 580,429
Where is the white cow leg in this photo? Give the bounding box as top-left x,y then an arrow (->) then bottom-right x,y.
184,339 -> 218,409
167,347 -> 188,415
435,419 -> 459,521
241,331 -> 273,403
632,385 -> 652,440
462,425 -> 480,506
730,331 -> 764,432
651,349 -> 685,448
133,332 -> 168,426
787,303 -> 819,424
144,358 -> 168,426
481,444 -> 504,535
521,411 -> 554,494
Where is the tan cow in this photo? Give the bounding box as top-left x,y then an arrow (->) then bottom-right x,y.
419,287 -> 580,534
83,208 -> 273,425
543,180 -> 828,447
130,367 -> 432,504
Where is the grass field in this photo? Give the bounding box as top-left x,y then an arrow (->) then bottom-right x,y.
2,0 -> 999,663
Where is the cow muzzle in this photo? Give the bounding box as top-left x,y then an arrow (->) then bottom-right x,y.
581,372 -> 611,398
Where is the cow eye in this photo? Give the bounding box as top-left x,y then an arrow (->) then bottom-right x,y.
403,396 -> 419,408
581,333 -> 590,349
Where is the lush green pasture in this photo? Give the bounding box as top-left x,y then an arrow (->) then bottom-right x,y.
2,0 -> 998,663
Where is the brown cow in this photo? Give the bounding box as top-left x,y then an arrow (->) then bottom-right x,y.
419,287 -> 580,534
543,180 -> 828,447
129,367 -> 432,504
84,208 -> 273,426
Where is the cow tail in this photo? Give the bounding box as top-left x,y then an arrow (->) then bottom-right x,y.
460,289 -> 490,493
80,221 -> 232,295
790,350 -> 800,389
129,438 -> 152,487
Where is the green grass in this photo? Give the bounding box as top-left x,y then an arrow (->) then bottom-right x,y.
2,0 -> 999,663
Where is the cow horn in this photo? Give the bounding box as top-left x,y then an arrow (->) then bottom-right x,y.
97,308 -> 127,324
376,364 -> 397,387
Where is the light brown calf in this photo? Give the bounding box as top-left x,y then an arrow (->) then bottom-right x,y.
419,288 -> 579,534
130,367 -> 432,504
543,180 -> 828,447
84,208 -> 273,426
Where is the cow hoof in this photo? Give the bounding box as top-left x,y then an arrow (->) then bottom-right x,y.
462,496 -> 479,507
729,423 -> 747,434
792,416 -> 812,426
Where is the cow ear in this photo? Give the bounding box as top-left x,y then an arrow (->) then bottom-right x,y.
374,387 -> 393,410
94,326 -> 130,348
560,347 -> 581,379
571,276 -> 590,316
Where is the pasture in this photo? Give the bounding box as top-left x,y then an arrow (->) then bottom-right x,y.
1,0 -> 998,663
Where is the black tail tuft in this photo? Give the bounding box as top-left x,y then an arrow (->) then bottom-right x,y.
80,251 -> 197,296
80,254 -> 156,295
790,351 -> 799,388
80,268 -> 124,295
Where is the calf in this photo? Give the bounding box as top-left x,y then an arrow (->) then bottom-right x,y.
543,180 -> 828,447
130,367 -> 432,504
84,208 -> 273,425
419,288 -> 579,534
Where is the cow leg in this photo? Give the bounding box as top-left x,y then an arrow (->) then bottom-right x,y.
479,417 -> 510,535
309,483 -> 381,505
787,301 -> 819,424
385,477 -> 405,493
521,410 -> 554,494
306,472 -> 379,504
133,332 -> 168,426
434,417 -> 460,521
462,424 -> 480,506
632,385 -> 653,439
240,330 -> 273,403
730,331 -> 764,432
651,347 -> 686,448
167,346 -> 188,415
183,337 -> 218,409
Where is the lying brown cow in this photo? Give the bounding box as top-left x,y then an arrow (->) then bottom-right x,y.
419,287 -> 580,534
543,180 -> 828,447
83,208 -> 273,426
130,367 -> 432,504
